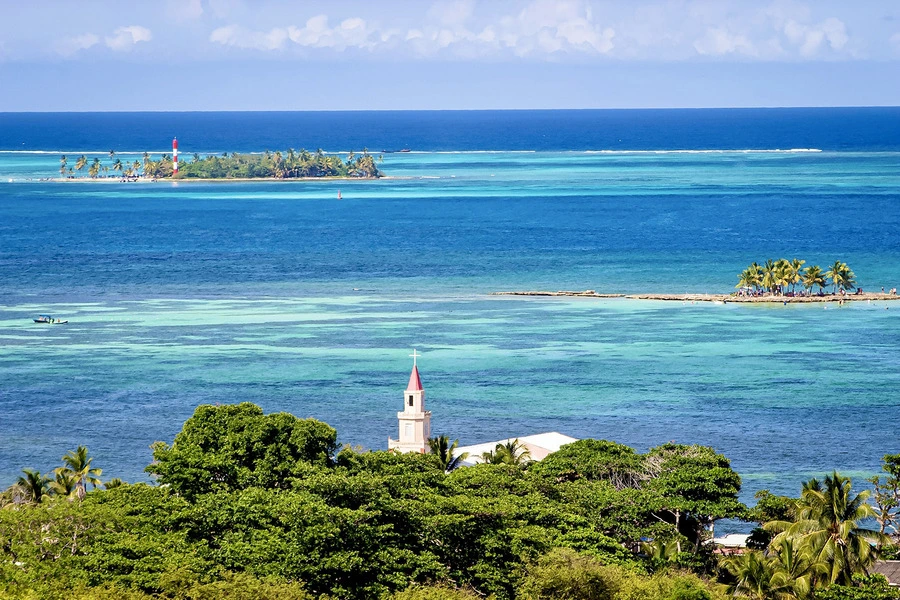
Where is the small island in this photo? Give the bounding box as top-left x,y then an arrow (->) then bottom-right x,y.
58,148 -> 383,180
493,258 -> 900,303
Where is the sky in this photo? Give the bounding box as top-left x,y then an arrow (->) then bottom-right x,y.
1,0 -> 899,111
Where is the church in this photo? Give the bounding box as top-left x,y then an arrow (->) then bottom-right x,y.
388,350 -> 577,462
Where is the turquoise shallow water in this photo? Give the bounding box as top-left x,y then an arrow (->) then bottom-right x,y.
2,135 -> 900,515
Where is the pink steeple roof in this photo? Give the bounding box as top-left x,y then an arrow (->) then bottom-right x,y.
406,365 -> 423,391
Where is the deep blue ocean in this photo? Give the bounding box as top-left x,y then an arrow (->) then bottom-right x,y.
1,109 -> 899,525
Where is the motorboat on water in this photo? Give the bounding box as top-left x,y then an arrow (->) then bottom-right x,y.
34,315 -> 68,324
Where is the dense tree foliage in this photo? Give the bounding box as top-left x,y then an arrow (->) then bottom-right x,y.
1,403 -> 895,599
736,258 -> 856,295
59,148 -> 383,180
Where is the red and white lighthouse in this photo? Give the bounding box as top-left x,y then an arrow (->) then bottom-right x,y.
172,137 -> 179,175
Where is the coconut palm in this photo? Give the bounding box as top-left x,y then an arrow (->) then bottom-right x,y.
840,264 -> 856,291
61,445 -> 103,500
108,149 -> 116,161
824,261 -> 855,294
788,258 -> 806,294
59,155 -> 68,178
774,259 -> 792,296
104,478 -> 125,490
802,265 -> 826,295
112,159 -> 123,175
15,468 -> 51,504
769,537 -> 825,599
736,263 -> 762,292
483,439 -> 532,466
50,467 -> 79,498
761,259 -> 777,294
724,551 -> 788,600
768,472 -> 887,586
75,154 -> 87,175
428,435 -> 469,472
88,157 -> 101,179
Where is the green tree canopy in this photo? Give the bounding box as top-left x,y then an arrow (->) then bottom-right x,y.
146,403 -> 338,497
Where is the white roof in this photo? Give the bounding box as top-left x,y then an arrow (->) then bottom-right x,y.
713,534 -> 750,548
457,431 -> 579,466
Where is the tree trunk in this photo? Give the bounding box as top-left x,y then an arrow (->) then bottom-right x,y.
675,510 -> 681,553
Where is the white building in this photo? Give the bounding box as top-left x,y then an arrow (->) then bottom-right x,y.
456,432 -> 579,466
388,351 -> 578,462
387,351 -> 431,454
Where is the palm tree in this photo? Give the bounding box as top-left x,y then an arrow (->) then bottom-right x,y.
61,445 -> 103,500
774,259 -> 792,296
16,468 -> 51,504
802,265 -> 826,295
50,467 -> 79,498
788,259 -> 805,294
75,154 -> 87,176
142,152 -> 151,173
840,264 -> 856,292
112,159 -> 123,176
108,150 -> 116,161
736,263 -> 762,292
427,435 -> 469,472
768,537 -> 825,599
761,259 -> 777,294
88,157 -> 101,179
768,472 -> 887,586
824,261 -> 855,294
723,551 -> 787,600
104,478 -> 125,490
482,439 -> 532,466
59,155 -> 68,178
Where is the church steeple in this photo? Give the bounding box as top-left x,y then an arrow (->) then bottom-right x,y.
388,349 -> 432,454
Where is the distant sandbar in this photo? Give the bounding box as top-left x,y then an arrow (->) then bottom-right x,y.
492,290 -> 900,303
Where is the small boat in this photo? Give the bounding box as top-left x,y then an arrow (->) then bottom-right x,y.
33,315 -> 67,324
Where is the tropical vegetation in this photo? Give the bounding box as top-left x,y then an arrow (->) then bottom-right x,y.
724,456 -> 900,600
58,148 -> 383,180
736,258 -> 856,295
0,403 -> 896,600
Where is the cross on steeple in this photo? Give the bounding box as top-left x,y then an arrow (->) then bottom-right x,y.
409,348 -> 421,366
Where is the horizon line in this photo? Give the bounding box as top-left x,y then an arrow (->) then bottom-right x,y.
2,104 -> 900,114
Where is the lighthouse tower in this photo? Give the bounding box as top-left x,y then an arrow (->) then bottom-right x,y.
172,137 -> 178,175
388,350 -> 431,454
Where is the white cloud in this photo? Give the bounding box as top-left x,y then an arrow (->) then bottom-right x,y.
286,15 -> 376,50
55,33 -> 100,57
694,27 -> 756,57
404,0 -> 614,57
782,17 -> 847,57
210,25 -> 288,50
105,26 -> 153,52
197,0 -> 865,62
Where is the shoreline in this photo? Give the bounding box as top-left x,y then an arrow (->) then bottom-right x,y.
492,290 -> 900,303
47,175 -> 397,183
